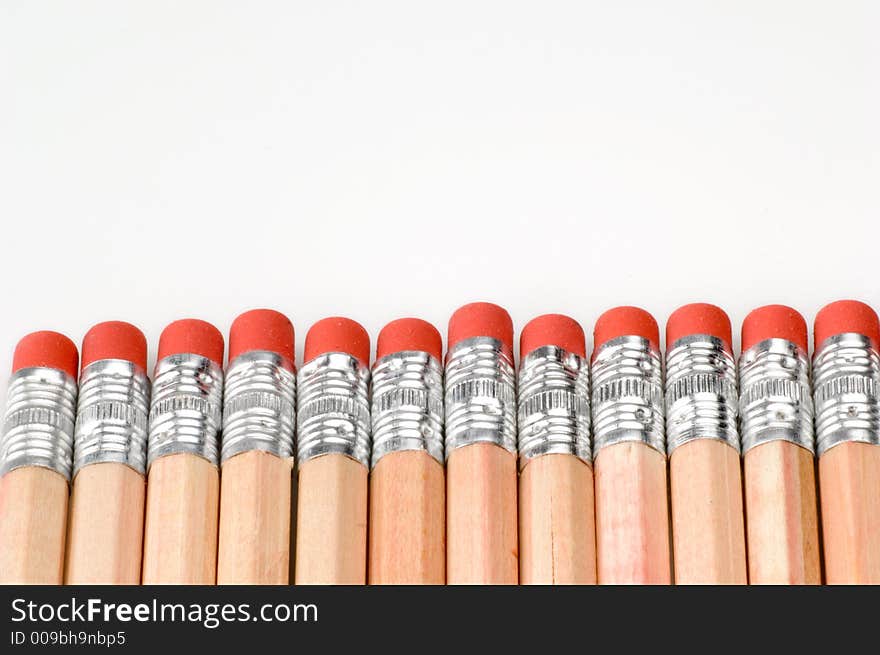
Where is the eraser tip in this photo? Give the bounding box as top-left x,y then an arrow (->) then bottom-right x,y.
229,309 -> 295,368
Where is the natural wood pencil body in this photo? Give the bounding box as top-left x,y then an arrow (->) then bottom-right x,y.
65,463 -> 145,584
295,453 -> 368,584
744,441 -> 820,584
594,442 -> 670,584
670,439 -> 747,584
820,441 -> 880,583
217,451 -> 293,585
0,467 -> 68,584
369,450 -> 445,585
142,453 -> 219,584
519,454 -> 596,584
446,442 -> 518,584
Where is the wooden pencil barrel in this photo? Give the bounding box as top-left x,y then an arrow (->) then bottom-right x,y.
744,441 -> 820,584
594,442 -> 670,584
369,450 -> 445,585
820,441 -> 880,584
217,450 -> 293,585
295,453 -> 368,585
0,467 -> 68,584
519,453 -> 596,584
670,439 -> 747,584
141,453 -> 219,585
446,442 -> 518,584
65,462 -> 145,584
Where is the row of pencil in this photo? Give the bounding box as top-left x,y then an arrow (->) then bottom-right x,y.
0,299 -> 877,585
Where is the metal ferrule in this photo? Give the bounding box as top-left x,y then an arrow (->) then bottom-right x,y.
0,367 -> 77,480
221,351 -> 296,465
147,354 -> 223,469
665,335 -> 739,455
296,352 -> 370,467
738,338 -> 814,455
813,333 -> 880,455
73,359 -> 150,476
517,345 -> 590,468
371,351 -> 444,468
590,336 -> 665,455
444,337 -> 517,457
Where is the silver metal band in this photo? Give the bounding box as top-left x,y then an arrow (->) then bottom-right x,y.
590,336 -> 664,455
738,338 -> 814,455
296,352 -> 370,467
517,345 -> 590,467
0,367 -> 77,480
665,334 -> 739,454
221,351 -> 296,464
813,333 -> 880,455
74,359 -> 150,476
147,354 -> 223,469
371,351 -> 444,468
444,336 -> 517,457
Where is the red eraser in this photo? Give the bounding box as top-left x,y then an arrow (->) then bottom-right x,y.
667,303 -> 732,353
229,309 -> 295,368
447,302 -> 513,354
520,314 -> 586,359
12,331 -> 79,380
741,305 -> 808,353
814,300 -> 880,351
304,317 -> 370,368
157,319 -> 224,367
593,306 -> 659,353
376,318 -> 442,362
81,321 -> 148,372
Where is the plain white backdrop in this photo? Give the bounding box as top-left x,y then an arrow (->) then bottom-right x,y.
1,2 -> 877,397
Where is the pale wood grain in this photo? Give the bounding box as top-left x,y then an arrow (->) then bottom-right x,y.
446,442 -> 518,584
217,450 -> 293,585
0,467 -> 68,584
670,439 -> 747,584
294,453 -> 368,584
369,450 -> 445,585
65,463 -> 145,584
141,453 -> 219,585
519,453 -> 596,585
594,442 -> 671,584
744,440 -> 820,584
820,441 -> 880,584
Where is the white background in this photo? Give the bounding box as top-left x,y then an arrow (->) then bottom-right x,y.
1,2 -> 877,388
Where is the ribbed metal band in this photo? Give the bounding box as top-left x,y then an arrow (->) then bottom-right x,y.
74,359 -> 150,476
665,334 -> 739,454
221,351 -> 296,464
590,336 -> 665,455
444,336 -> 517,456
517,345 -> 590,467
813,333 -> 880,455
147,354 -> 223,469
371,351 -> 444,468
738,338 -> 814,455
297,352 -> 370,467
0,367 -> 77,480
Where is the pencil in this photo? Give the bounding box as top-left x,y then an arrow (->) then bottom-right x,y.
591,307 -> 670,584
369,318 -> 445,584
518,314 -> 595,584
0,331 -> 78,584
217,309 -> 296,585
666,303 -> 747,585
445,302 -> 518,584
813,300 -> 880,583
739,305 -> 820,584
141,319 -> 224,585
295,317 -> 370,584
65,322 -> 149,584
